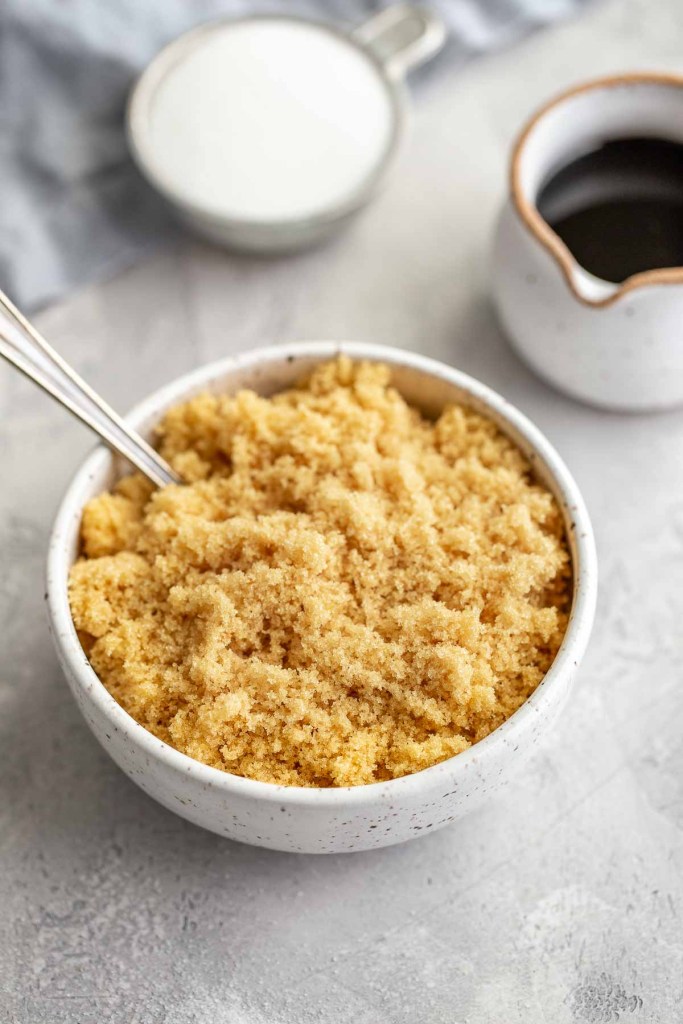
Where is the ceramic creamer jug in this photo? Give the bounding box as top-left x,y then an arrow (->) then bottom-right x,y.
493,73 -> 683,411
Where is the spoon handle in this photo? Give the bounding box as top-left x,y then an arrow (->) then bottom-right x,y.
0,289 -> 181,488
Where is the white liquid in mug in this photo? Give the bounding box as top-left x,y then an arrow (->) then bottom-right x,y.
147,20 -> 395,223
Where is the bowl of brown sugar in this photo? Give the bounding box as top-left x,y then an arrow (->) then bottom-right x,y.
47,342 -> 597,853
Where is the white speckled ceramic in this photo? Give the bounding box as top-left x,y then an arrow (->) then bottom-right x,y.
493,73 -> 683,412
47,342 -> 597,854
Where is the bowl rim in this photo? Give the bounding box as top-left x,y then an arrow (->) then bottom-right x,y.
47,341 -> 597,807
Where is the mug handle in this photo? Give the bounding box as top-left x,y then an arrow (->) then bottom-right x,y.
352,4 -> 446,80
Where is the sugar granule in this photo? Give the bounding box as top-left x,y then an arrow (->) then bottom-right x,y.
69,358 -> 571,787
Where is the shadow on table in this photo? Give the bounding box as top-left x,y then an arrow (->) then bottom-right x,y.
444,292 -> 549,409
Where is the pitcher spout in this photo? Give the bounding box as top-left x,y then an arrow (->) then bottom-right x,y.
568,263 -> 621,305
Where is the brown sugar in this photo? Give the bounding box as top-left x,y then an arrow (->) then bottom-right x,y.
68,358 -> 571,787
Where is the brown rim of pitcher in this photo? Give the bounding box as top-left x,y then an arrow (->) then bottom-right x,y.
510,71 -> 683,309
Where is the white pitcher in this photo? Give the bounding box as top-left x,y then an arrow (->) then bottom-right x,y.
493,73 -> 683,412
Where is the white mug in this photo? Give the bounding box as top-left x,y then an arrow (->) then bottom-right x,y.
493,73 -> 683,412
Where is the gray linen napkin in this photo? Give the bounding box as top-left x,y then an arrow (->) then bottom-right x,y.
1,0 -> 592,310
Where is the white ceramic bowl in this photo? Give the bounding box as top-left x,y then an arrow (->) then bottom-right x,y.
47,342 -> 597,853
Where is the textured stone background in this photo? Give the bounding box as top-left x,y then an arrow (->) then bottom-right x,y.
2,0 -> 683,1020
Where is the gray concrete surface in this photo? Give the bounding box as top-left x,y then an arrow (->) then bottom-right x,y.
2,0 -> 683,1020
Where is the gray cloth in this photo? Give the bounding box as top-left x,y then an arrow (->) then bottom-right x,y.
1,0 -> 592,311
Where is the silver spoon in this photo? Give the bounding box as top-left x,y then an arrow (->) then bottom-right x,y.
0,288 -> 181,488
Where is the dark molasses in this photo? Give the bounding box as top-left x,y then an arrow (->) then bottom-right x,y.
537,137 -> 683,283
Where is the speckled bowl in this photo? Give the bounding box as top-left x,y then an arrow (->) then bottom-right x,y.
47,342 -> 597,853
